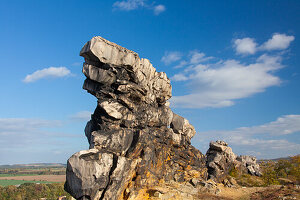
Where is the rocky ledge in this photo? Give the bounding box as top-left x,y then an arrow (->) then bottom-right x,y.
65,36 -> 207,200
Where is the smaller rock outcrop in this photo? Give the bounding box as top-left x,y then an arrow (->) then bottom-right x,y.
206,140 -> 237,181
206,140 -> 261,181
237,155 -> 262,176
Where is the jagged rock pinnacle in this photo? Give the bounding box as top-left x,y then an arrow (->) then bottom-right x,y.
65,36 -> 207,200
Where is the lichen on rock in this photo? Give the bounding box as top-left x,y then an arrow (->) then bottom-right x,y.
65,36 -> 207,200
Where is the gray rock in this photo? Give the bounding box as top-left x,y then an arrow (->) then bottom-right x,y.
65,36 -> 208,200
207,141 -> 262,182
99,101 -> 126,120
237,155 -> 262,176
80,36 -> 139,67
65,149 -> 113,200
171,113 -> 196,141
206,140 -> 237,181
82,63 -> 116,85
89,129 -> 134,156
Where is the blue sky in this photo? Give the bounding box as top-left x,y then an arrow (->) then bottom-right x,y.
0,0 -> 299,164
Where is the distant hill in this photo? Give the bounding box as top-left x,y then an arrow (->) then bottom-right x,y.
259,154 -> 299,163
0,163 -> 66,169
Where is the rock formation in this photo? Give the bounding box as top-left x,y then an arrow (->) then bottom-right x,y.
65,36 -> 207,200
206,140 -> 237,181
237,155 -> 262,176
206,140 -> 261,182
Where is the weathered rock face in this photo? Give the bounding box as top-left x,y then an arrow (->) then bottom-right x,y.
65,36 -> 207,200
237,155 -> 262,176
206,140 -> 261,182
206,140 -> 237,181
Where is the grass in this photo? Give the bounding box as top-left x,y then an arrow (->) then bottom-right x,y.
0,180 -> 55,187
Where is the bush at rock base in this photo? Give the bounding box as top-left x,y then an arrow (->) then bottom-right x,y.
228,155 -> 299,187
0,182 -> 71,200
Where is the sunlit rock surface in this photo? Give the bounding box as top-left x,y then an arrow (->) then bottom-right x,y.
65,36 -> 207,200
206,140 -> 261,182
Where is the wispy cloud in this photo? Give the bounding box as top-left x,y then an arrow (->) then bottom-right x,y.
70,111 -> 92,121
113,0 -> 166,15
153,4 -> 165,15
23,67 -> 71,83
161,51 -> 182,65
194,115 -> 300,159
162,50 -> 213,68
0,118 -> 61,133
189,50 -> 214,64
71,62 -> 82,67
0,117 -> 84,164
171,54 -> 283,108
169,33 -> 294,108
233,33 -> 295,55
113,0 -> 146,11
0,118 -> 64,149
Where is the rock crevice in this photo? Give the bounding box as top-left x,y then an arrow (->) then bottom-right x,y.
65,36 -> 207,200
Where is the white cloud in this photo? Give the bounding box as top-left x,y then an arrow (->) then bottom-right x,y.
0,117 -> 85,164
113,0 -> 165,15
168,34 -> 295,108
113,0 -> 146,11
194,115 -> 300,159
171,74 -> 189,81
161,51 -> 182,65
0,118 -> 64,148
70,111 -> 92,121
153,4 -> 165,15
23,67 -> 71,83
234,33 -> 295,55
171,54 -> 283,108
174,61 -> 188,69
189,51 -> 213,64
236,115 -> 300,136
260,33 -> 295,51
234,37 -> 257,55
207,115 -> 300,137
0,118 -> 61,133
71,62 -> 82,67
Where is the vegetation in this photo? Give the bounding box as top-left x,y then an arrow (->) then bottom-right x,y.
0,167 -> 66,176
0,164 -> 66,177
229,155 -> 300,187
0,180 -> 54,187
0,182 -> 71,200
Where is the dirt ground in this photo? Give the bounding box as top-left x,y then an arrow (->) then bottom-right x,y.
250,185 -> 300,200
200,184 -> 300,200
0,175 -> 66,182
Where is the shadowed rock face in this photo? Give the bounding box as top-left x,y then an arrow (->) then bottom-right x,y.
65,36 -> 207,200
206,140 -> 262,182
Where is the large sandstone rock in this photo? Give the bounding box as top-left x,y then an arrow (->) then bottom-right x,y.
65,36 -> 207,200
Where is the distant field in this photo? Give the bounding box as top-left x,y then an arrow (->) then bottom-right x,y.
0,180 -> 54,187
0,174 -> 39,177
0,175 -> 66,183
